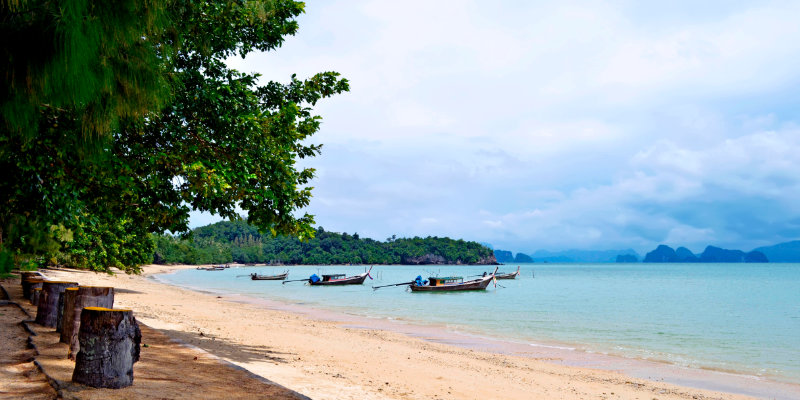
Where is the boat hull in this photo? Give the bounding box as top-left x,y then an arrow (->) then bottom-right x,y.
494,266 -> 520,280
409,276 -> 493,292
310,273 -> 369,285
251,273 -> 288,281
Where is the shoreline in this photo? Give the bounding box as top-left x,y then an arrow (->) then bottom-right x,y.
151,267 -> 799,399
37,265 -> 800,399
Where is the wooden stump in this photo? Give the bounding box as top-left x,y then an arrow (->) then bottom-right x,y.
72,307 -> 141,389
22,278 -> 45,299
56,290 -> 68,332
31,287 -> 42,306
61,286 -> 115,357
20,271 -> 43,281
35,281 -> 78,328
60,288 -> 80,341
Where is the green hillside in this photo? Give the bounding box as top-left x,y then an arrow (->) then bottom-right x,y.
153,221 -> 496,265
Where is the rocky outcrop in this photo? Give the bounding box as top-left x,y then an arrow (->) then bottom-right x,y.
401,254 -> 446,265
699,246 -> 741,262
744,251 -> 768,263
699,246 -> 769,263
514,253 -> 533,263
753,240 -> 800,262
615,254 -> 638,263
401,253 -> 499,265
533,249 -> 640,263
494,250 -> 514,263
479,254 -> 501,265
675,247 -> 698,262
644,244 -> 769,263
643,245 -> 677,262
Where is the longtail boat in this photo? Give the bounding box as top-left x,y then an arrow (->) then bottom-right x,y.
411,268 -> 496,292
250,271 -> 289,280
374,267 -> 498,292
283,266 -> 373,286
196,265 -> 225,271
494,266 -> 520,280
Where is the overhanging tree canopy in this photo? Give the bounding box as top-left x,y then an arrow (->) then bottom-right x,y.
0,0 -> 349,273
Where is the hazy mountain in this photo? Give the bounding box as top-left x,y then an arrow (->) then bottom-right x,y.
753,240 -> 800,262
493,250 -> 514,263
615,254 -> 638,263
643,245 -> 677,262
675,247 -> 698,262
644,244 -> 769,263
514,252 -> 534,263
532,249 -> 639,263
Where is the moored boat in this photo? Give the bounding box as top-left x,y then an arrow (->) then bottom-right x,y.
494,266 -> 520,280
196,265 -> 225,271
374,267 -> 498,292
250,271 -> 289,280
283,266 -> 373,285
410,268 -> 497,292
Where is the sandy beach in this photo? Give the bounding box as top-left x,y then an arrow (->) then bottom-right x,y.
17,264 -> 792,400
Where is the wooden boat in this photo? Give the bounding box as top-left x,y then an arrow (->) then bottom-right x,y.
196,266 -> 225,271
494,266 -> 520,280
409,267 -> 498,292
311,266 -> 373,286
250,271 -> 289,280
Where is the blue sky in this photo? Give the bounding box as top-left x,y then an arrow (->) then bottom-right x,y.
192,0 -> 800,254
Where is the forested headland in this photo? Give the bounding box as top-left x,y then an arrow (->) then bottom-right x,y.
153,221 -> 497,265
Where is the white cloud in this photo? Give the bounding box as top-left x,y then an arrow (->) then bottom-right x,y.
208,1 -> 800,253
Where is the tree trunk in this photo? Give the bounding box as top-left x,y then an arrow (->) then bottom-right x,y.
31,288 -> 42,306
61,286 -> 115,357
22,278 -> 44,299
35,281 -> 78,328
72,307 -> 141,389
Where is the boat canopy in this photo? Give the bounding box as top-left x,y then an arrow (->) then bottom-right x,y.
428,277 -> 463,286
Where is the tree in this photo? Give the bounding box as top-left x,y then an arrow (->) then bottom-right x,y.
0,1 -> 349,273
1,0 -> 171,139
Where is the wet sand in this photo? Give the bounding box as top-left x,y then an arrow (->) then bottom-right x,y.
33,265 -> 800,400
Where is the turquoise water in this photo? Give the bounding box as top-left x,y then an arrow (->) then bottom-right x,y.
158,263 -> 800,384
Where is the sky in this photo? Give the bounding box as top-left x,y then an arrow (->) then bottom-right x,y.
192,0 -> 800,255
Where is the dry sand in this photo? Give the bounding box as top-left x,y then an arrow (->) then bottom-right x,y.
0,299 -> 57,399
25,265 -> 785,400
2,273 -> 305,400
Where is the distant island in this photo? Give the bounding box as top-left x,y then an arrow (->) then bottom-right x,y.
615,254 -> 639,263
493,249 -> 640,263
492,241 -> 800,264
643,244 -> 768,263
153,221 -> 498,266
753,240 -> 800,262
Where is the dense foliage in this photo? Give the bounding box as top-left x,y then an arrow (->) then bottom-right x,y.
153,221 -> 495,265
1,1 -> 347,274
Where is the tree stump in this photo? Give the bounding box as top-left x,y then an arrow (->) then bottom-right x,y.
22,278 -> 45,299
61,286 -> 115,357
56,290 -> 69,332
20,271 -> 43,281
35,281 -> 79,328
31,287 -> 42,306
60,288 -> 80,342
72,307 -> 141,389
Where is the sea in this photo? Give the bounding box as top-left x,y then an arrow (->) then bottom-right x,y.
155,263 -> 800,398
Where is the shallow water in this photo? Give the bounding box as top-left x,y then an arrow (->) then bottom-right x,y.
158,263 -> 800,386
